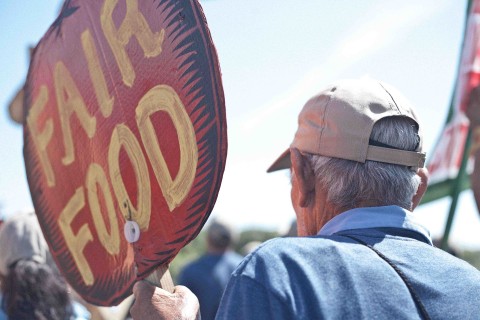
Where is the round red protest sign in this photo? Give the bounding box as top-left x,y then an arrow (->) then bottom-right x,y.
23,0 -> 226,306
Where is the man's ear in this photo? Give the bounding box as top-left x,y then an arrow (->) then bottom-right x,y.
412,167 -> 429,210
290,148 -> 315,207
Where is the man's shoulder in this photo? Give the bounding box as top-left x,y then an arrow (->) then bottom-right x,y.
252,235 -> 345,255
227,235 -> 369,302
235,235 -> 348,273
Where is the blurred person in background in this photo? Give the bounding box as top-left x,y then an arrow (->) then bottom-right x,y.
0,211 -> 90,320
130,78 -> 480,319
177,219 -> 243,320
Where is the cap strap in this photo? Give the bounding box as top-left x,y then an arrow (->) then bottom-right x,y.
366,145 -> 426,169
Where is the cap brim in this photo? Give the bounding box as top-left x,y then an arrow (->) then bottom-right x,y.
266,148 -> 291,173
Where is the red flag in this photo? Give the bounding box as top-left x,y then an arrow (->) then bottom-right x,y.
426,1 -> 480,192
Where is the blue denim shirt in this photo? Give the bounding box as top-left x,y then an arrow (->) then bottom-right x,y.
216,206 -> 480,319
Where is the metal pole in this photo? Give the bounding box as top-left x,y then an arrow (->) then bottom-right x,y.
439,0 -> 474,250
441,129 -> 472,249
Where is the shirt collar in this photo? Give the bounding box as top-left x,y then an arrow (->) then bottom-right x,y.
318,205 -> 432,245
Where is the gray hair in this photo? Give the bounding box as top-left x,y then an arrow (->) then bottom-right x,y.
306,116 -> 421,212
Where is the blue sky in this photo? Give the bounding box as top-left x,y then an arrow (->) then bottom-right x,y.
1,0 -> 479,249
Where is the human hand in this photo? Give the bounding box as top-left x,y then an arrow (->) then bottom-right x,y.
130,281 -> 200,320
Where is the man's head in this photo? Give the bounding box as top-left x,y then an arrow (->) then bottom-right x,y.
206,219 -> 237,253
268,78 -> 429,236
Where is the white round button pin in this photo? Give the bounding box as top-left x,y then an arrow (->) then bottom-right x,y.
124,220 -> 140,243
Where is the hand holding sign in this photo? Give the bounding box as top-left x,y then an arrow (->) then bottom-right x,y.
24,0 -> 226,305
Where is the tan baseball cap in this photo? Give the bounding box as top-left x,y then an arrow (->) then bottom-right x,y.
267,78 -> 426,172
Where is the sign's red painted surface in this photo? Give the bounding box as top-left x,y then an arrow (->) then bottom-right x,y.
23,0 -> 226,306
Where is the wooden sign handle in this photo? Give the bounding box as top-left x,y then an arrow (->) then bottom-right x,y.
144,264 -> 175,293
